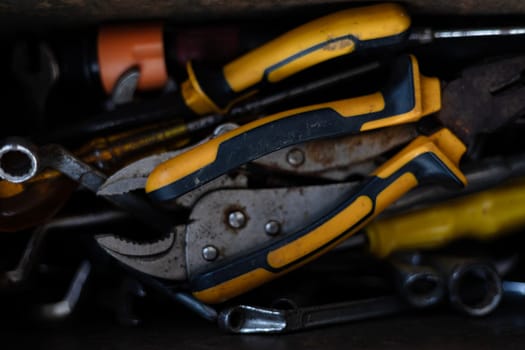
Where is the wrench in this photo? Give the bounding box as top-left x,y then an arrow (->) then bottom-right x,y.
218,296 -> 408,334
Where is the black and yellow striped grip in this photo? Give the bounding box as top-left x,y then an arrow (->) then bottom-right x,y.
179,3 -> 411,116
189,129 -> 467,304
146,55 -> 441,201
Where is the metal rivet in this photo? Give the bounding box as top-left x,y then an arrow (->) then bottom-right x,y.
286,148 -> 305,167
264,220 -> 281,236
202,245 -> 219,261
228,211 -> 247,229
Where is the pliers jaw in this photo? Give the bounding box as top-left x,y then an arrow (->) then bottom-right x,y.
95,225 -> 188,281
436,55 -> 525,151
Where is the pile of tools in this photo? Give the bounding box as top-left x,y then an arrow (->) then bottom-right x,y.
3,3 -> 525,334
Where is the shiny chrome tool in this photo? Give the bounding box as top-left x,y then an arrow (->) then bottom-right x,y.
218,296 -> 408,334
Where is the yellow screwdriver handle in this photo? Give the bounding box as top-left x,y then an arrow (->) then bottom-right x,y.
366,178 -> 525,258
180,3 -> 411,115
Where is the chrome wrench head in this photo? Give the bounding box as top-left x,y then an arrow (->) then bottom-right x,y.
218,305 -> 287,334
448,262 -> 502,317
0,137 -> 40,183
389,254 -> 445,309
425,255 -> 503,317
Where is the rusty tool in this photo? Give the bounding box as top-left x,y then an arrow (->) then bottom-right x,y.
109,54 -> 439,201
97,128 -> 467,304
141,54 -> 525,202
93,55 -> 525,307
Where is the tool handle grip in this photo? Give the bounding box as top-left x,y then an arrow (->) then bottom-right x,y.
181,4 -> 411,115
367,178 -> 525,258
147,55 -> 438,201
189,129 -> 467,303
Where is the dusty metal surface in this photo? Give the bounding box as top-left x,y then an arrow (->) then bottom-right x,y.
438,55 -> 525,148
185,184 -> 358,276
254,125 -> 417,180
3,1 -> 525,31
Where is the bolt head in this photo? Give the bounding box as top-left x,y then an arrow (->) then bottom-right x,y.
202,245 -> 219,261
264,220 -> 281,236
286,148 -> 305,167
228,210 -> 246,229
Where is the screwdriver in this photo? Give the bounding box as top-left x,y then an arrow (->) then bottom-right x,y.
341,177 -> 525,258
173,3 -> 525,119
44,4 -> 525,142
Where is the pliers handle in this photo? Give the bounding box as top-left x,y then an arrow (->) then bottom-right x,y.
180,3 -> 410,116
190,129 -> 467,303
147,55 -> 440,201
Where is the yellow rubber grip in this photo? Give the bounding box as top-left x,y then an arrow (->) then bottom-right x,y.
366,178 -> 525,258
223,3 -> 410,92
182,3 -> 411,115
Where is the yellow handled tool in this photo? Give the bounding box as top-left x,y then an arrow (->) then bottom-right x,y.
147,55 -> 440,201
190,129 -> 466,303
95,54 -> 525,306
365,178 -> 525,258
176,3 -> 410,116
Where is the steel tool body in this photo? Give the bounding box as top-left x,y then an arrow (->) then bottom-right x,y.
96,55 -> 525,304
98,129 -> 466,303
146,55 -> 439,201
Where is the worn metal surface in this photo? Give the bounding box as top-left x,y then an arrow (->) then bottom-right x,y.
97,225 -> 187,280
96,183 -> 358,280
95,151 -> 525,282
438,55 -> 525,148
184,183 -> 358,276
99,124 -> 415,197
3,1 -> 525,30
254,125 -> 417,180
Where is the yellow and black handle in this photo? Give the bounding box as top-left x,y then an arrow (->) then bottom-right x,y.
189,129 -> 467,304
176,3 -> 411,116
147,54 -> 440,201
366,178 -> 525,258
